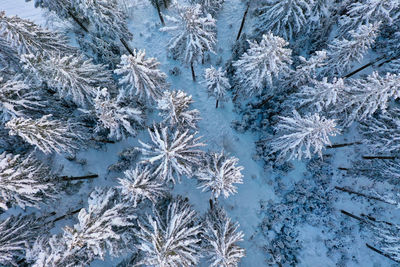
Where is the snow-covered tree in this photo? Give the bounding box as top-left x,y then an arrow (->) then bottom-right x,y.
138,124 -> 205,184
271,110 -> 339,161
339,0 -> 399,35
136,197 -> 202,266
0,37 -> 19,70
291,77 -> 347,113
161,4 -> 216,81
62,188 -> 132,262
157,90 -> 201,129
338,72 -> 400,125
233,33 -> 292,96
196,151 -> 244,199
0,11 -> 75,55
73,0 -> 132,41
22,53 -> 112,107
0,78 -> 44,122
117,166 -> 167,207
255,0 -> 312,41
203,204 -> 245,267
281,50 -> 327,89
324,22 -> 380,76
5,115 -> 85,155
0,152 -> 56,210
93,88 -> 143,140
114,51 -> 168,101
192,0 -> 225,16
0,214 -> 46,266
204,66 -> 230,108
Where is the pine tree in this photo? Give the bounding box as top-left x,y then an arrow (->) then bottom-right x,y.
117,166 -> 167,207
62,188 -> 132,262
338,72 -> 400,125
204,66 -> 230,108
136,197 -> 202,266
0,214 -> 46,266
339,0 -> 399,35
0,78 -> 44,122
5,115 -> 85,155
138,124 -> 205,184
271,110 -> 339,161
157,90 -> 201,129
203,204 -> 245,267
93,88 -> 143,140
0,11 -> 75,55
0,152 -> 56,210
255,0 -> 312,41
193,0 -> 225,16
324,22 -> 380,76
196,151 -> 244,199
22,53 -> 113,107
291,77 -> 347,113
114,51 -> 168,102
161,4 -> 217,81
233,33 -> 292,96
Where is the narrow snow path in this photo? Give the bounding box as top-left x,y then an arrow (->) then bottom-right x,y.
128,2 -> 274,265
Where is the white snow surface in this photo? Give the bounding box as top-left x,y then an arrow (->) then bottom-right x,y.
1,0 -> 398,267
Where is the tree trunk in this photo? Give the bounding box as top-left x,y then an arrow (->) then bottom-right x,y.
343,56 -> 385,78
215,99 -> 219,108
236,3 -> 250,41
360,214 -> 394,226
162,0 -> 168,9
155,1 -> 165,25
366,243 -> 400,263
335,186 -> 390,204
338,167 -> 349,171
68,10 -> 89,33
90,138 -> 115,144
120,38 -> 135,56
251,95 -> 274,109
60,174 -> 99,181
50,208 -> 82,224
327,142 -> 361,149
340,210 -> 367,223
362,155 -> 395,160
209,199 -> 214,210
191,62 -> 196,82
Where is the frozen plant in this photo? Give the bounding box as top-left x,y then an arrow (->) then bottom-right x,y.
117,166 -> 167,207
196,151 -> 244,199
0,152 -> 56,210
22,53 -> 112,107
0,78 -> 44,122
203,203 -> 245,267
204,66 -> 230,108
93,88 -> 143,140
115,51 -> 168,102
157,90 -> 201,129
270,110 -> 339,161
136,197 -> 202,266
5,115 -> 85,155
138,124 -> 205,184
255,0 -> 312,41
233,33 -> 292,96
161,4 -> 216,80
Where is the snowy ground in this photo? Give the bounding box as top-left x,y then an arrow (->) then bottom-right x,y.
1,0 -> 397,266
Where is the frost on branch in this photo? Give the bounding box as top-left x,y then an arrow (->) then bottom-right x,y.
0,78 -> 44,122
255,0 -> 312,41
115,51 -> 168,102
117,166 -> 167,207
138,124 -> 205,184
161,4 -> 216,65
202,203 -> 245,267
157,90 -> 201,129
0,213 -> 46,267
196,151 -> 244,199
204,66 -> 230,107
22,53 -> 112,107
0,12 -> 75,55
93,88 -> 143,140
270,110 -> 339,161
136,197 -> 202,266
233,33 -> 292,96
0,152 -> 56,210
5,115 -> 85,155
338,72 -> 400,125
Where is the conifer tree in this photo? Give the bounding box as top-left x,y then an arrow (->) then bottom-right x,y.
204,66 -> 230,108
233,33 -> 292,96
